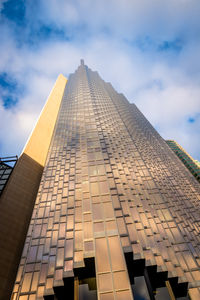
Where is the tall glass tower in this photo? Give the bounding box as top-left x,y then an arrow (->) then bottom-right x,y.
1,61 -> 200,300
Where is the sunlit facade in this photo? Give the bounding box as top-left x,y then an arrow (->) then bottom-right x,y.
1,61 -> 200,299
166,140 -> 200,183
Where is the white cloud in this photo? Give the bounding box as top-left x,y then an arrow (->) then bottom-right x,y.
0,0 -> 7,12
27,0 -> 200,41
0,0 -> 200,160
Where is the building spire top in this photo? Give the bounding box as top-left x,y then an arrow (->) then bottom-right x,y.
80,59 -> 84,66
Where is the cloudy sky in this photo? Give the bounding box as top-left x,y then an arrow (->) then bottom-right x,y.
0,0 -> 200,160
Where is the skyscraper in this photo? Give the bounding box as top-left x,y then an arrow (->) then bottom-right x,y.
166,140 -> 200,182
1,61 -> 200,300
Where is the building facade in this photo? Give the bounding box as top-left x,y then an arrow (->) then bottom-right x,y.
1,61 -> 200,300
0,156 -> 18,196
166,140 -> 200,183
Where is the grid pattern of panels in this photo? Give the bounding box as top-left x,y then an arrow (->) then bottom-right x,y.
104,86 -> 200,298
12,62 -> 200,300
12,64 -> 133,300
166,140 -> 200,182
0,162 -> 12,194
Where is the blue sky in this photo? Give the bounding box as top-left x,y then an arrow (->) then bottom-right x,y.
0,0 -> 200,160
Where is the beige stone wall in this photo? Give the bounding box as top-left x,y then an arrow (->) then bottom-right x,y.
0,74 -> 67,300
23,74 -> 67,166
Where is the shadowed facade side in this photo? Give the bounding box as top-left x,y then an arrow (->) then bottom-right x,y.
0,74 -> 67,300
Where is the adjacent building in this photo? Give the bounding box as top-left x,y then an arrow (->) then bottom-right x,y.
0,61 -> 200,300
0,156 -> 18,196
166,140 -> 200,182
